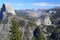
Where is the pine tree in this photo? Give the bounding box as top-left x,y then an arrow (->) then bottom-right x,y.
38,32 -> 44,40
9,18 -> 22,40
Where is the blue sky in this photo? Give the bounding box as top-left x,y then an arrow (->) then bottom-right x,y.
0,0 -> 60,10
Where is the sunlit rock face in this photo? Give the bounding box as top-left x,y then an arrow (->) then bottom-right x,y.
3,3 -> 16,15
0,3 -> 52,40
0,3 -> 16,21
27,10 -> 51,26
34,15 -> 51,26
35,19 -> 41,26
39,15 -> 51,25
44,16 -> 51,25
0,3 -> 16,40
27,12 -> 40,18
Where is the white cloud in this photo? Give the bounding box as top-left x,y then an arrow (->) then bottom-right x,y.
10,3 -> 23,6
32,2 -> 60,6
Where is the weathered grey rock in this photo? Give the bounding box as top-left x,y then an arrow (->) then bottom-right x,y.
0,3 -> 16,40
0,3 -> 52,40
3,3 -> 16,15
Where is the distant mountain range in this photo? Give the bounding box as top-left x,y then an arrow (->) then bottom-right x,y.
0,3 -> 60,40
48,7 -> 60,21
15,6 -> 60,21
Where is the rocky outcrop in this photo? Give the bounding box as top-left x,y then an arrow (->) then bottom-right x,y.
3,3 -> 16,15
0,3 -> 37,40
0,3 -> 16,21
0,3 -> 52,40
40,15 -> 51,25
0,3 -> 16,40
34,13 -> 51,26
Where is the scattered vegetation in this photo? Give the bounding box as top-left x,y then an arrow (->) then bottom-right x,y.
46,26 -> 54,33
19,20 -> 25,27
38,32 -> 44,40
9,17 -> 23,40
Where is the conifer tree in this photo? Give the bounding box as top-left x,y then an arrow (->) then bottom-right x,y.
38,32 -> 44,40
9,18 -> 22,40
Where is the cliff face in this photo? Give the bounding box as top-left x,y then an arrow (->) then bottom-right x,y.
2,3 -> 16,15
30,12 -> 51,25
0,4 -> 16,40
0,3 -> 52,40
15,9 -> 52,26
0,3 -> 16,21
40,15 -> 51,25
0,3 -> 37,40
